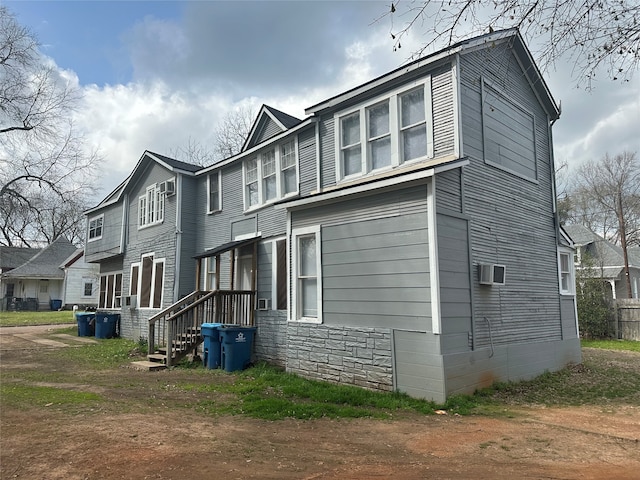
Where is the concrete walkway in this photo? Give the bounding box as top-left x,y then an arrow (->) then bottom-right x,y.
0,324 -> 97,350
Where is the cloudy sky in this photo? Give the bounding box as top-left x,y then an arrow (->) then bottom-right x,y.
5,0 -> 640,198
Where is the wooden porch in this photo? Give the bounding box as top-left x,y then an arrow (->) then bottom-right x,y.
144,237 -> 260,368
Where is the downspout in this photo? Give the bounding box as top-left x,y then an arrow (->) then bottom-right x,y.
174,175 -> 183,303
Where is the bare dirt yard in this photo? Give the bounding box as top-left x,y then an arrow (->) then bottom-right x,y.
1,325 -> 639,480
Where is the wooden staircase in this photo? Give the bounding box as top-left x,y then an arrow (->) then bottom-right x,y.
130,289 -> 256,371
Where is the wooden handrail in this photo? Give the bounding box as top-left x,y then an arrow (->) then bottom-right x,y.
148,290 -> 256,367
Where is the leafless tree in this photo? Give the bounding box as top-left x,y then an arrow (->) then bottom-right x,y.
385,1 -> 639,85
572,151 -> 640,298
169,136 -> 216,167
212,105 -> 255,160
0,6 -> 100,247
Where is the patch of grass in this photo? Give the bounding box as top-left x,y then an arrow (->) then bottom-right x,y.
0,383 -> 103,409
50,338 -> 144,369
0,310 -> 77,327
581,339 -> 640,352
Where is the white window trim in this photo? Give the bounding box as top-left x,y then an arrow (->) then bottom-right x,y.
243,137 -> 299,211
271,236 -> 286,311
138,253 -> 165,310
81,277 -> 94,297
99,271 -> 122,310
291,225 -> 322,323
205,257 -> 217,290
334,77 -> 433,183
558,248 -> 575,295
138,183 -> 165,229
129,262 -> 140,296
207,171 -> 222,214
88,214 -> 104,242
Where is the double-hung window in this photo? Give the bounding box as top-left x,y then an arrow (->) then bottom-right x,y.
558,250 -> 574,295
139,183 -> 165,228
262,149 -> 277,201
243,138 -> 298,209
292,226 -> 322,322
88,215 -> 103,241
207,171 -> 221,213
335,80 -> 432,181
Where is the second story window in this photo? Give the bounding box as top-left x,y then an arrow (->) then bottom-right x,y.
335,80 -> 433,182
139,183 -> 165,228
88,215 -> 103,241
243,138 -> 298,210
207,171 -> 221,213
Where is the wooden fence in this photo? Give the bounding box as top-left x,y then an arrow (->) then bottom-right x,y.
615,300 -> 640,341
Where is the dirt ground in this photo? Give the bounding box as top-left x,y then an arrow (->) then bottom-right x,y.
1,325 -> 639,480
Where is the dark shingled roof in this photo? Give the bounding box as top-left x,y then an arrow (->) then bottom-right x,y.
1,237 -> 77,279
146,151 -> 202,173
263,105 -> 302,129
0,246 -> 41,271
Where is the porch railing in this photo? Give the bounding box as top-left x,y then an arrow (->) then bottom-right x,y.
148,290 -> 256,367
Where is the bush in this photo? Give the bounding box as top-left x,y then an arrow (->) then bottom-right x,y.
576,277 -> 614,338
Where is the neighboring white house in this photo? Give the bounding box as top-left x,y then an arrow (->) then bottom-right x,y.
60,249 -> 100,308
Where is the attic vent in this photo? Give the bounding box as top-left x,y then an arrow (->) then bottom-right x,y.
478,263 -> 506,286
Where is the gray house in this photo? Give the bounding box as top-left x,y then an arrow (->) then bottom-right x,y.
85,29 -> 580,402
564,224 -> 640,300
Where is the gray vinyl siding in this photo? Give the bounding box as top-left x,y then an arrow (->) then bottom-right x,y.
85,203 -> 123,263
393,331 -> 445,402
435,169 -> 463,214
291,185 -> 431,331
319,116 -> 335,189
459,45 -> 562,347
437,213 -> 472,353
255,117 -> 283,145
298,126 -> 317,196
99,256 -> 123,274
432,67 -> 455,157
178,175 -> 198,298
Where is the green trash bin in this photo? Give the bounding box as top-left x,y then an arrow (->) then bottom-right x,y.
76,312 -> 95,337
219,326 -> 256,372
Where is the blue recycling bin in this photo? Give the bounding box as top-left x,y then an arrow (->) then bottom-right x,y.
219,326 -> 256,372
94,313 -> 120,339
201,323 -> 223,369
50,299 -> 62,311
75,312 -> 95,337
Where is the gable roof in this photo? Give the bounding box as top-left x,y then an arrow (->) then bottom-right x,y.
1,237 -> 78,280
563,224 -> 638,269
306,28 -> 559,121
242,105 -> 302,152
0,246 -> 41,271
85,150 -> 200,214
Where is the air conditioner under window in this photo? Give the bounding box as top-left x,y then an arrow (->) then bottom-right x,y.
478,263 -> 506,286
124,295 -> 137,308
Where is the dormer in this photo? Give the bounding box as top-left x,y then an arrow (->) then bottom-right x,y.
242,105 -> 302,152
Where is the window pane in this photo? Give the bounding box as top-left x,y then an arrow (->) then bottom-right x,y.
341,112 -> 360,147
401,88 -> 425,126
153,262 -> 164,308
283,167 -> 296,194
342,146 -> 361,176
209,173 -> 219,211
301,278 -> 317,317
99,276 -> 106,308
140,256 -> 153,308
247,182 -> 259,206
371,137 -> 391,170
264,174 -> 276,201
246,158 -> 258,183
368,102 -> 389,138
130,265 -> 139,295
262,150 -> 276,176
276,240 -> 287,310
299,235 -> 316,276
281,141 -> 296,168
403,124 -> 427,161
560,254 -> 569,272
84,282 -> 92,296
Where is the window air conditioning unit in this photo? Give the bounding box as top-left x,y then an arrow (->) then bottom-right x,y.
257,298 -> 270,311
478,263 -> 506,286
124,295 -> 137,308
160,179 -> 176,196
